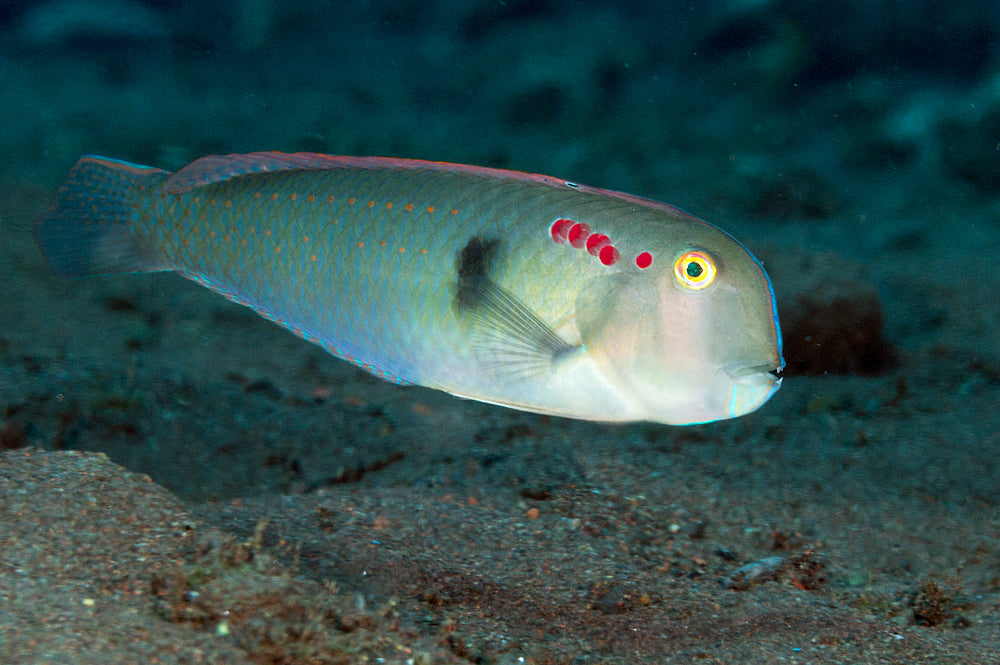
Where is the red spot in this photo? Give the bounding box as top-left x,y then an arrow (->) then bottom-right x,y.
635,251 -> 653,269
599,245 -> 620,266
550,218 -> 574,242
585,233 -> 610,255
567,223 -> 590,248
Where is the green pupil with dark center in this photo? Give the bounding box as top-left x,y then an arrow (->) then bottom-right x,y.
686,262 -> 704,278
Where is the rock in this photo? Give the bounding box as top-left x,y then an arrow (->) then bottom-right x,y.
783,279 -> 895,376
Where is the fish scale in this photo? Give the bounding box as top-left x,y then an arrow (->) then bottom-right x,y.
35,152 -> 784,425
160,169 -> 458,381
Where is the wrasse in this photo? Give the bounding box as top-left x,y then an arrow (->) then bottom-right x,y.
35,152 -> 783,425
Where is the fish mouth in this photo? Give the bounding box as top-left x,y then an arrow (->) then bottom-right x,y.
724,360 -> 784,381
721,359 -> 784,419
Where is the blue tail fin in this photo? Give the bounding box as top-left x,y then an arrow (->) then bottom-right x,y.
34,155 -> 171,277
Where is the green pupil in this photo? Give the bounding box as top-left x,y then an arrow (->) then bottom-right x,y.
686,261 -> 704,278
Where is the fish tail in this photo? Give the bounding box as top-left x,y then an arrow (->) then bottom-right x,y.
34,155 -> 171,277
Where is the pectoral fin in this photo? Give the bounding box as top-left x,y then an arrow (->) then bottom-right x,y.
454,237 -> 578,376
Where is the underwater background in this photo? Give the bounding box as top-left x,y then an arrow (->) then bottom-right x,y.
2,0 -> 1000,662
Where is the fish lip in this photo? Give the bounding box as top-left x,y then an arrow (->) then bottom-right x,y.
724,360 -> 784,381
721,359 -> 783,420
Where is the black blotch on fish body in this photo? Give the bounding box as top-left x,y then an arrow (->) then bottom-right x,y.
455,236 -> 499,311
455,236 -> 576,371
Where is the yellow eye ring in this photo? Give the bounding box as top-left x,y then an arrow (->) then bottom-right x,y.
673,251 -> 717,290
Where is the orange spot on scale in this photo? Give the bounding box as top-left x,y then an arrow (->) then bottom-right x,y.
398,247 -> 405,253
357,241 -> 364,248
421,248 -> 427,254
405,203 -> 413,211
348,197 -> 356,205
380,241 -> 386,246
209,230 -> 216,238
367,200 -> 375,208
249,226 -> 255,234
307,194 -> 315,203
275,246 -> 281,253
310,254 -> 317,261
302,235 -> 309,243
426,206 -> 435,213
225,200 -> 232,208
224,234 -> 231,242
265,229 -> 272,237
253,192 -> 261,200
242,239 -> 248,246
271,193 -> 279,201
290,193 -> 297,201
209,199 -> 215,205
193,196 -> 200,204
327,195 -> 334,203
451,209 -> 458,215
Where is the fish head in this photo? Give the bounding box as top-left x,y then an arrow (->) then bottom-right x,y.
574,221 -> 783,425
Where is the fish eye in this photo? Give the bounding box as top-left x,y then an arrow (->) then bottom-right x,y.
673,251 -> 716,290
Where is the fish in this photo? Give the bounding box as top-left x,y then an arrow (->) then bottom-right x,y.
34,152 -> 783,425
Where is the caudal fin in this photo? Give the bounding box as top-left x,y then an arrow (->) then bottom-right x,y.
34,155 -> 171,277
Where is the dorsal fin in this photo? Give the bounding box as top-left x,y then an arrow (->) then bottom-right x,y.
163,152 -> 500,193
162,152 -> 346,193
161,151 -> 707,227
